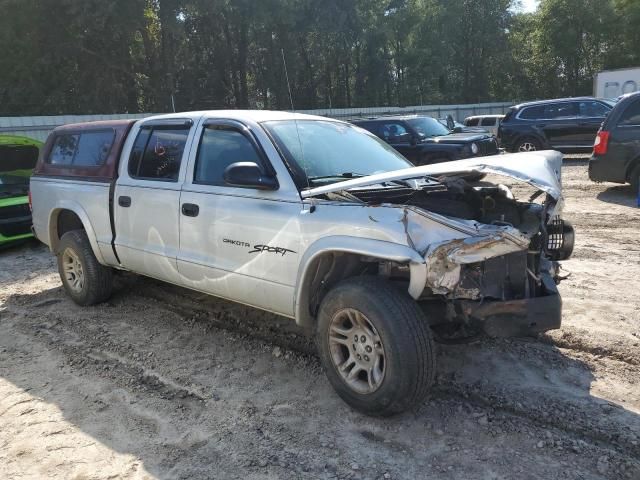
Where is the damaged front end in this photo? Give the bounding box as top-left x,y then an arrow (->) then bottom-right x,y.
303,150 -> 575,337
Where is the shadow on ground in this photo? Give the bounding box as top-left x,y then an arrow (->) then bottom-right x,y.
1,274 -> 639,478
596,184 -> 639,208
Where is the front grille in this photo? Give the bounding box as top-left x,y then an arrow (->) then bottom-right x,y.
0,218 -> 31,237
477,138 -> 499,156
0,203 -> 30,220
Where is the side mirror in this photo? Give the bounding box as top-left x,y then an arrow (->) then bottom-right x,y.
452,126 -> 463,133
446,114 -> 455,131
223,162 -> 278,190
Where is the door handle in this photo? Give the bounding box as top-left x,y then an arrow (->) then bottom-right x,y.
118,196 -> 131,207
181,203 -> 199,217
536,123 -> 546,128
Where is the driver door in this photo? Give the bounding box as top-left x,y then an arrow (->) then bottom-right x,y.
177,119 -> 302,317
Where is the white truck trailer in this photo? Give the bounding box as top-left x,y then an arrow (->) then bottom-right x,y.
594,67 -> 640,99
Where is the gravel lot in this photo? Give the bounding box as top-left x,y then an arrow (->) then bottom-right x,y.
1,160 -> 639,479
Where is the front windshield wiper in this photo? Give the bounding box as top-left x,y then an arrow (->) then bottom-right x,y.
307,172 -> 367,184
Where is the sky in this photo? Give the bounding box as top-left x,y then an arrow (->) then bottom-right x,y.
519,0 -> 540,12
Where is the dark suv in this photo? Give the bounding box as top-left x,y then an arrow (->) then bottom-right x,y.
499,97 -> 614,153
352,115 -> 498,166
589,91 -> 640,192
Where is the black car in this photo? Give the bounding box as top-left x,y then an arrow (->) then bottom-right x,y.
589,91 -> 640,192
499,97 -> 615,153
352,115 -> 498,166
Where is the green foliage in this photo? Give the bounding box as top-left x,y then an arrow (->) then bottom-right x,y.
0,0 -> 637,115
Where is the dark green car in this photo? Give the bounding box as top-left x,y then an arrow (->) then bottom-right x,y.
0,135 -> 42,247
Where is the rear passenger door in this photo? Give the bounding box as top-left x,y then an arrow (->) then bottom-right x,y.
539,102 -> 580,148
114,119 -> 195,284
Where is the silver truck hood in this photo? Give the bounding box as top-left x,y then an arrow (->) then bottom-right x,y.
301,150 -> 563,201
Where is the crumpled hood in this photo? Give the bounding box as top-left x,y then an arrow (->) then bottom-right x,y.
301,150 -> 563,202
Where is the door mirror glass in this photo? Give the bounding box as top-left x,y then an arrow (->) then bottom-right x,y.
446,115 -> 455,131
223,162 -> 278,190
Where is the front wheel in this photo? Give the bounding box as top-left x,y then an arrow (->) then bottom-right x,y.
57,230 -> 113,306
316,276 -> 436,416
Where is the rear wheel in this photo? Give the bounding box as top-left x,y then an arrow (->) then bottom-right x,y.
57,230 -> 113,306
516,137 -> 541,153
316,276 -> 435,416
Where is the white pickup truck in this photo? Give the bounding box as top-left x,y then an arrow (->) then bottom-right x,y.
30,110 -> 574,415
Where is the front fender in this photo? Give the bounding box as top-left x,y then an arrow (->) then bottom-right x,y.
293,235 -> 426,327
48,200 -> 106,265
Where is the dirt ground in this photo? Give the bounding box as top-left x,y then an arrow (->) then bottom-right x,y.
1,160 -> 639,480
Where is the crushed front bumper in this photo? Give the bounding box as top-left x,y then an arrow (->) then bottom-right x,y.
458,273 -> 561,337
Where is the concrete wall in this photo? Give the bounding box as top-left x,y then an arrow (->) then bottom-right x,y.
0,102 -> 513,142
0,113 -> 151,143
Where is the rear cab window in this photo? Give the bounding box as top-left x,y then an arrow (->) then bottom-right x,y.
465,118 -> 480,126
480,118 -> 497,127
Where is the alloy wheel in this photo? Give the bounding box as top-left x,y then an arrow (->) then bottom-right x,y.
327,308 -> 386,394
62,248 -> 85,293
518,142 -> 537,152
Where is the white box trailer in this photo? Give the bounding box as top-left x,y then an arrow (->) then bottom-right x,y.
594,67 -> 640,99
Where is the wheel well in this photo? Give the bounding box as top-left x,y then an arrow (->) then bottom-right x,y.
52,209 -> 85,252
514,134 -> 542,148
625,157 -> 640,181
301,252 -> 409,326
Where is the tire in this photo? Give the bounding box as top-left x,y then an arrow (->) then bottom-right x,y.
57,230 -> 113,306
316,276 -> 436,416
629,164 -> 640,195
515,136 -> 542,153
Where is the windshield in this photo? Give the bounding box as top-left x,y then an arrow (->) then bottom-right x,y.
262,120 -> 412,186
407,117 -> 451,137
0,145 -> 37,195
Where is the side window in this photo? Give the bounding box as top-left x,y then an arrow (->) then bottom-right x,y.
49,134 -> 79,165
480,117 -> 496,127
518,105 -> 545,120
48,130 -> 114,166
74,131 -> 114,166
379,122 -> 410,142
578,101 -> 610,118
465,118 -> 479,126
194,127 -> 263,185
128,127 -> 189,181
544,102 -> 577,119
618,100 -> 640,126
